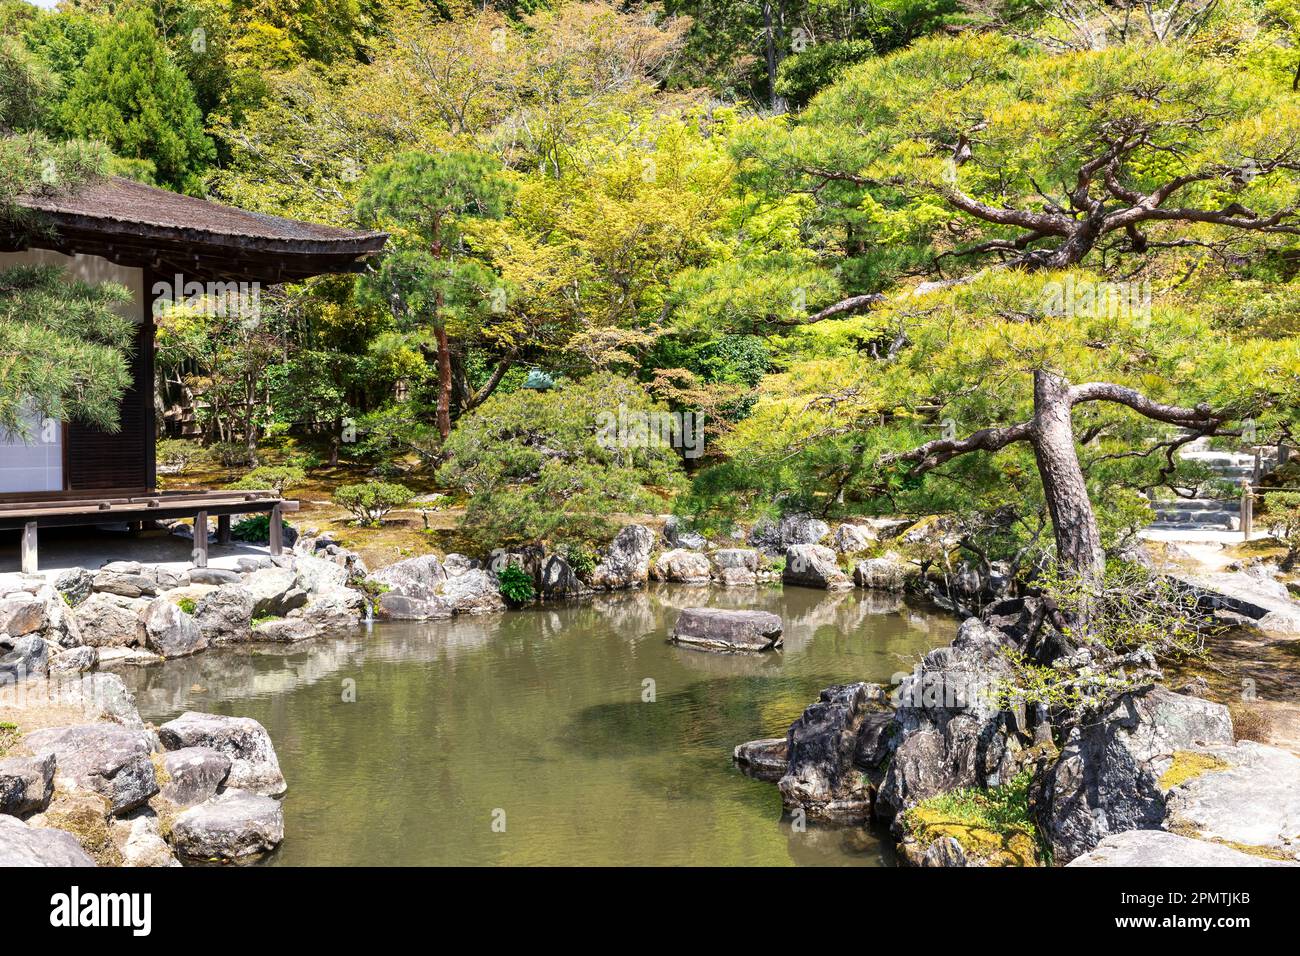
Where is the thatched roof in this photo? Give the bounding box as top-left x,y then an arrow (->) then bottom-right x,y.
5,176 -> 386,283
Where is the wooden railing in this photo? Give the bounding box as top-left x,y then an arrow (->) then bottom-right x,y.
1241,483 -> 1300,542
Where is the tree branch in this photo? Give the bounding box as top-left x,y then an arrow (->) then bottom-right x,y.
1067,382 -> 1225,429
882,420 -> 1035,473
797,293 -> 885,325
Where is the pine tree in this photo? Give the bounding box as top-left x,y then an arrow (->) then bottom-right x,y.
57,8 -> 214,193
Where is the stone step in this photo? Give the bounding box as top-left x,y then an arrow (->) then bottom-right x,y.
1149,519 -> 1239,531
1154,498 -> 1236,512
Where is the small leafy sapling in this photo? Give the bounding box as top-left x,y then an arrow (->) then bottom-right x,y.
334,482 -> 415,526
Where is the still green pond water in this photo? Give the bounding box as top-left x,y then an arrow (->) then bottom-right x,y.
121,585 -> 953,866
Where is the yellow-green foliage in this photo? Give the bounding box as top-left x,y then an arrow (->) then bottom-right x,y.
1160,750 -> 1231,790
0,721 -> 19,757
902,770 -> 1042,866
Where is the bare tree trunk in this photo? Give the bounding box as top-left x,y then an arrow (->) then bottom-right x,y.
761,1 -> 787,113
1029,370 -> 1105,584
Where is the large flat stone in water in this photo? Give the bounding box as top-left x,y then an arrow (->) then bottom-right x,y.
671,608 -> 783,652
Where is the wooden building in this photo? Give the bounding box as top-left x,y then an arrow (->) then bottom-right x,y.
0,176 -> 386,570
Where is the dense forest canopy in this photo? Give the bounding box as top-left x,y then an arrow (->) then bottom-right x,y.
2,0 -> 1299,582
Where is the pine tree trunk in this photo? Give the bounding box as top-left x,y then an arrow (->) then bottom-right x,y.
435,324 -> 452,440
1030,370 -> 1105,586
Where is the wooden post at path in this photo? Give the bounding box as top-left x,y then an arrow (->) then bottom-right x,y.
1240,480 -> 1253,542
269,503 -> 284,557
193,510 -> 209,568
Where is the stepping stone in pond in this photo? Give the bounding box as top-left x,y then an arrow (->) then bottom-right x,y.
670,608 -> 783,653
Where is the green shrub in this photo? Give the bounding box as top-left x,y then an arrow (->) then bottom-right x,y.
157,438 -> 203,472
1262,491 -> 1300,571
495,564 -> 536,605
211,442 -> 257,468
176,597 -> 196,615
334,481 -> 414,526
437,372 -> 685,551
288,451 -> 324,471
228,465 -> 306,497
231,514 -> 294,543
557,543 -> 596,579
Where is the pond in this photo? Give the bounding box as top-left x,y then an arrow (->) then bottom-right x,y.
119,584 -> 955,866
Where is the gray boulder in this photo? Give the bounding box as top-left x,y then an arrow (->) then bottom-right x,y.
1034,687 -> 1235,864
250,617 -> 322,642
832,523 -> 878,555
41,584 -> 85,648
53,568 -> 94,607
713,548 -> 759,587
778,683 -> 887,823
748,513 -> 829,555
783,544 -> 852,590
170,789 -> 284,862
538,554 -> 592,601
1163,742 -> 1300,861
246,567 -> 308,617
854,552 -> 914,591
77,672 -> 146,729
662,515 -> 707,551
1,586 -> 82,648
1067,829 -> 1298,867
143,598 -> 207,658
780,513 -> 830,547
75,593 -> 147,648
0,751 -> 56,816
294,555 -> 350,594
653,549 -> 713,584
92,562 -> 161,599
160,747 -> 232,807
733,737 -> 789,781
112,811 -> 180,867
377,592 -> 451,621
432,569 -> 506,614
0,635 -> 49,681
157,711 -> 286,797
877,618 -> 1026,820
23,724 -> 158,815
298,588 -> 367,632
588,525 -> 655,590
0,814 -> 97,866
442,553 -> 479,575
713,548 -> 759,572
716,567 -> 758,587
369,554 -> 447,602
193,585 -> 254,644
0,591 -> 45,636
671,608 -> 783,652
50,646 -> 98,675
188,567 -> 241,586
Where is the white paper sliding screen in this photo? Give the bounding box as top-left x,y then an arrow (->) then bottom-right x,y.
0,409 -> 63,493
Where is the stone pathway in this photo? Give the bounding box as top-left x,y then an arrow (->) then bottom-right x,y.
1072,741 -> 1300,866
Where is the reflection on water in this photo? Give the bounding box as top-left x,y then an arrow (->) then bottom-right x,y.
120,584 -> 954,866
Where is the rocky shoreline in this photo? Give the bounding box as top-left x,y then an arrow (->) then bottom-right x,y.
1,671 -> 286,867
6,510 -> 1299,867
736,595 -> 1300,867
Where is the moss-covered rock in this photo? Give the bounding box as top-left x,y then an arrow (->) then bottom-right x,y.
1159,750 -> 1230,790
